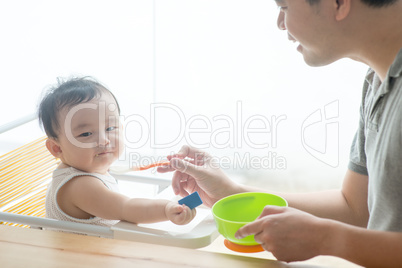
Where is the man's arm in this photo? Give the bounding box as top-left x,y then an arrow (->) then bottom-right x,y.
241,169 -> 369,227
325,217 -> 402,267
287,169 -> 369,226
236,205 -> 402,266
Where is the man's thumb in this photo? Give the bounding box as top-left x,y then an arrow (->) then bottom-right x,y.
171,158 -> 200,177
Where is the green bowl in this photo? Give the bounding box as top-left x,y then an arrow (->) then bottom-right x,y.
212,192 -> 287,246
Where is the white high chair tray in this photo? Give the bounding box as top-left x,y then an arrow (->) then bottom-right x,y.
111,186 -> 219,249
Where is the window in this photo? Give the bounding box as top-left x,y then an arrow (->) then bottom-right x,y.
0,1 -> 367,191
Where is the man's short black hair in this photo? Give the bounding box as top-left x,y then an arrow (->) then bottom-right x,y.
306,0 -> 397,7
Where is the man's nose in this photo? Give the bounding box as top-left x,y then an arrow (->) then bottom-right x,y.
277,11 -> 286,30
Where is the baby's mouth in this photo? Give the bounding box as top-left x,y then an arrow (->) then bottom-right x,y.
95,151 -> 111,157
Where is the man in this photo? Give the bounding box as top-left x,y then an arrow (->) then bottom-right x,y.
159,0 -> 402,266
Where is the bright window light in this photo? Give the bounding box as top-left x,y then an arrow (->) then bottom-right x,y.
0,0 -> 368,191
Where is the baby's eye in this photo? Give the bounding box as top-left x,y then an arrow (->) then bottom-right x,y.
106,126 -> 117,131
79,132 -> 92,137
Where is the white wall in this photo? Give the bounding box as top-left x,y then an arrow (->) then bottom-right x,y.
0,0 -> 368,191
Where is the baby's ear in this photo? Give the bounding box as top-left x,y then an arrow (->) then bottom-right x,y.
46,138 -> 62,158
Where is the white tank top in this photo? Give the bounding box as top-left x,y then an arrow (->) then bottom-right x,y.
45,167 -> 120,227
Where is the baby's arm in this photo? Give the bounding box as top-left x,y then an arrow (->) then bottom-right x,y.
120,197 -> 196,224
58,175 -> 195,224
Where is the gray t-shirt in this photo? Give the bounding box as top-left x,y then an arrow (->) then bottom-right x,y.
348,48 -> 402,231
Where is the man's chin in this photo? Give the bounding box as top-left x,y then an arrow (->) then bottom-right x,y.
302,52 -> 338,67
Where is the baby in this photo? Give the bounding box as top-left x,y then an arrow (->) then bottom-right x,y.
38,77 -> 195,227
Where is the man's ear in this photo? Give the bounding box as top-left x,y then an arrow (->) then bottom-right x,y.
46,138 -> 62,158
335,0 -> 351,21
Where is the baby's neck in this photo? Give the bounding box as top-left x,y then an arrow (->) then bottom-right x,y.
56,162 -> 109,175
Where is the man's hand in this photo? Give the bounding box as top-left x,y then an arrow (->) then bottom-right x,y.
235,206 -> 333,262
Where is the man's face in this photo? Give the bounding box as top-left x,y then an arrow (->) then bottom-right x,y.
275,0 -> 343,66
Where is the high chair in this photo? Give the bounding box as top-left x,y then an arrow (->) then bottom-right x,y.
0,115 -> 218,248
0,136 -> 58,227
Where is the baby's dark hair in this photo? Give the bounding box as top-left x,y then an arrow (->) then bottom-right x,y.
38,77 -> 120,139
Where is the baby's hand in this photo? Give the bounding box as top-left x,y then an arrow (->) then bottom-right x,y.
165,202 -> 196,225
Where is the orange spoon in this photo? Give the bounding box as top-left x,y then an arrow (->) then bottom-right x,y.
109,161 -> 170,174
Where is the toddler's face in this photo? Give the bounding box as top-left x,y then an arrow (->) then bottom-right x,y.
55,92 -> 124,174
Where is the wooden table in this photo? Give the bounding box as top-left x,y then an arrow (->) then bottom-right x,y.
0,225 -> 360,267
